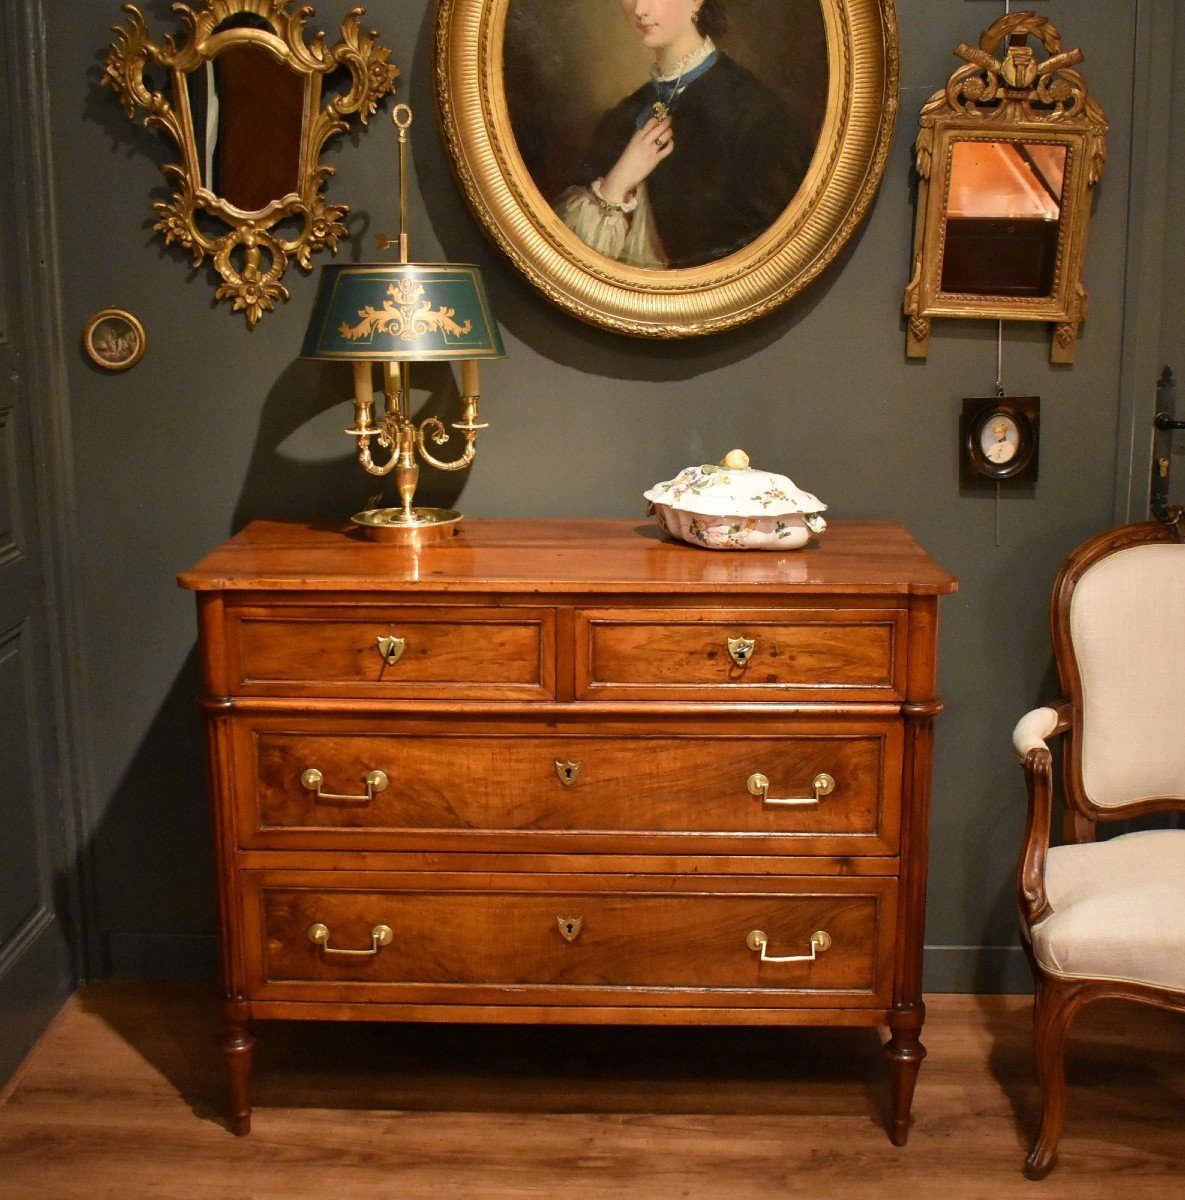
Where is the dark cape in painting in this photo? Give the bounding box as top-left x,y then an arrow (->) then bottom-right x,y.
570,54 -> 812,268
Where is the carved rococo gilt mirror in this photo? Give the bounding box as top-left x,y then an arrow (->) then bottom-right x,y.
434,0 -> 899,338
104,0 -> 398,327
903,13 -> 1106,363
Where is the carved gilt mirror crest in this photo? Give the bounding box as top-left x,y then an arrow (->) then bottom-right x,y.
903,13 -> 1106,363
104,0 -> 398,326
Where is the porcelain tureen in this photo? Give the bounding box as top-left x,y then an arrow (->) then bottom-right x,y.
644,450 -> 827,551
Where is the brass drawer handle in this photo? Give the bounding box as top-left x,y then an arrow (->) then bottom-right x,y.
747,929 -> 832,963
308,922 -> 393,957
727,635 -> 756,667
376,635 -> 406,666
747,771 -> 835,807
300,767 -> 389,805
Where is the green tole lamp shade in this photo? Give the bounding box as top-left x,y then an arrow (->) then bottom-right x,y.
300,262 -> 505,362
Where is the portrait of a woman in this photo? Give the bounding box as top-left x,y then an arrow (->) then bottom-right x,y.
540,0 -> 817,270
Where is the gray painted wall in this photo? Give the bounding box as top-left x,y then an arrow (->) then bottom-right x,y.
43,0 -> 1162,990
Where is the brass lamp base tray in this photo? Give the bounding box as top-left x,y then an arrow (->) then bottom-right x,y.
351,506 -> 463,545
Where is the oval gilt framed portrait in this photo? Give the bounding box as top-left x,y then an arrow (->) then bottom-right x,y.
433,0 -> 899,337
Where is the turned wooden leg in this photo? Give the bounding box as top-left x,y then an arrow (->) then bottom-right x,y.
219,1014 -> 256,1136
884,1019 -> 927,1145
1025,976 -> 1082,1180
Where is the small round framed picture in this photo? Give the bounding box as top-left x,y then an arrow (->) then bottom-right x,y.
83,308 -> 146,372
962,396 -> 1039,484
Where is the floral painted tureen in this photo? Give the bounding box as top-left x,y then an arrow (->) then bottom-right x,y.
644,450 -> 827,551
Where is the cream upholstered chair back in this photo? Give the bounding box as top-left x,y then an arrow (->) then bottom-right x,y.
1069,542 -> 1185,810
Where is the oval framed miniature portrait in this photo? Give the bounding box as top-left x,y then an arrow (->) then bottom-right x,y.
962,396 -> 1040,484
433,0 -> 899,337
83,308 -> 147,371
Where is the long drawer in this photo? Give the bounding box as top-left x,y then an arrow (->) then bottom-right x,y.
231,715 -> 904,855
223,604 -> 555,700
242,870 -> 897,1007
575,607 -> 908,701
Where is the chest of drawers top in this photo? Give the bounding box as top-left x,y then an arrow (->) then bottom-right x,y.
178,518 -> 957,598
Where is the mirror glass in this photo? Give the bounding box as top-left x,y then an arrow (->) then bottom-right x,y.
186,39 -> 306,212
940,140 -> 1067,298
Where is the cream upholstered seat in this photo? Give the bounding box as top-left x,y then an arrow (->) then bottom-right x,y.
1030,829 -> 1185,990
1012,519 -> 1185,1179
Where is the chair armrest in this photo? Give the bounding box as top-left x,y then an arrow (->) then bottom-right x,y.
1014,701 -> 1072,928
1012,703 -> 1071,761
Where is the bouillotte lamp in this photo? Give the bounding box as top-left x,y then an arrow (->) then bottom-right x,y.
300,104 -> 505,542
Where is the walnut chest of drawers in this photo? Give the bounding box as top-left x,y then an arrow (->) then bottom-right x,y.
179,518 -> 956,1138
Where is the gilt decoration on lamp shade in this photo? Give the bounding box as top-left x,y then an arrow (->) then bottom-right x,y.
300,263 -> 505,362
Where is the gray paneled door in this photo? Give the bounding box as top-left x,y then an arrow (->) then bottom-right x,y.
0,7 -> 76,1081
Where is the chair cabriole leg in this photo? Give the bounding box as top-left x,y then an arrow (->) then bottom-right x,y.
1025,975 -> 1081,1179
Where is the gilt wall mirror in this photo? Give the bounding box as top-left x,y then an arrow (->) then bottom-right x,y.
903,13 -> 1106,363
433,0 -> 899,338
104,0 -> 398,327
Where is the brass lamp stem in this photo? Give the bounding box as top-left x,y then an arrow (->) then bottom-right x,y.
391,361 -> 419,522
394,103 -> 411,265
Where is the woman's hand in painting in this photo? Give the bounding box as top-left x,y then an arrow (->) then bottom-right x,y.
599,114 -> 674,204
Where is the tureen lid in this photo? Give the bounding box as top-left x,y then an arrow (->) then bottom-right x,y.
643,450 -> 827,518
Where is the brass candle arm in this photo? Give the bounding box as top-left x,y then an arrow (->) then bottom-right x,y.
345,357 -> 489,526
349,397 -> 487,476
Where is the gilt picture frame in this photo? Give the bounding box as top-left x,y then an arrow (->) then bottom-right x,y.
103,0 -> 398,328
433,0 -> 898,338
83,308 -> 147,371
902,14 -> 1107,364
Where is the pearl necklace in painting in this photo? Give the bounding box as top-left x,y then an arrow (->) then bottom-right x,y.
649,37 -> 714,121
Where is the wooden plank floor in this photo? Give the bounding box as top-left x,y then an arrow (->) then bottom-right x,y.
1,983 -> 1183,1198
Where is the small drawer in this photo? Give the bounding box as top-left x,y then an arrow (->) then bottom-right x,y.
243,871 -> 896,1006
225,604 -> 554,700
575,607 -> 907,701
232,716 -> 903,856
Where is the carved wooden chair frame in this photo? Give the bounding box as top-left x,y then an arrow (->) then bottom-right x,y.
1014,516 -> 1185,1178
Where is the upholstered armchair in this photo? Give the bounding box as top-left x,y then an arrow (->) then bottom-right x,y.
1012,518 -> 1185,1179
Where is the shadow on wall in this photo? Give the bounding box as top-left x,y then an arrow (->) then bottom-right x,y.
231,355 -> 476,529
86,646 -> 217,978
82,350 -> 499,980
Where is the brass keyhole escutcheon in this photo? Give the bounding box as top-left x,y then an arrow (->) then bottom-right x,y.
727,636 -> 756,668
555,760 -> 581,788
557,916 -> 583,942
376,635 -> 406,666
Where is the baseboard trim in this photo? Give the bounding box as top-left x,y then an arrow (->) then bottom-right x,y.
0,917 -> 74,1085
923,945 -> 1033,994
